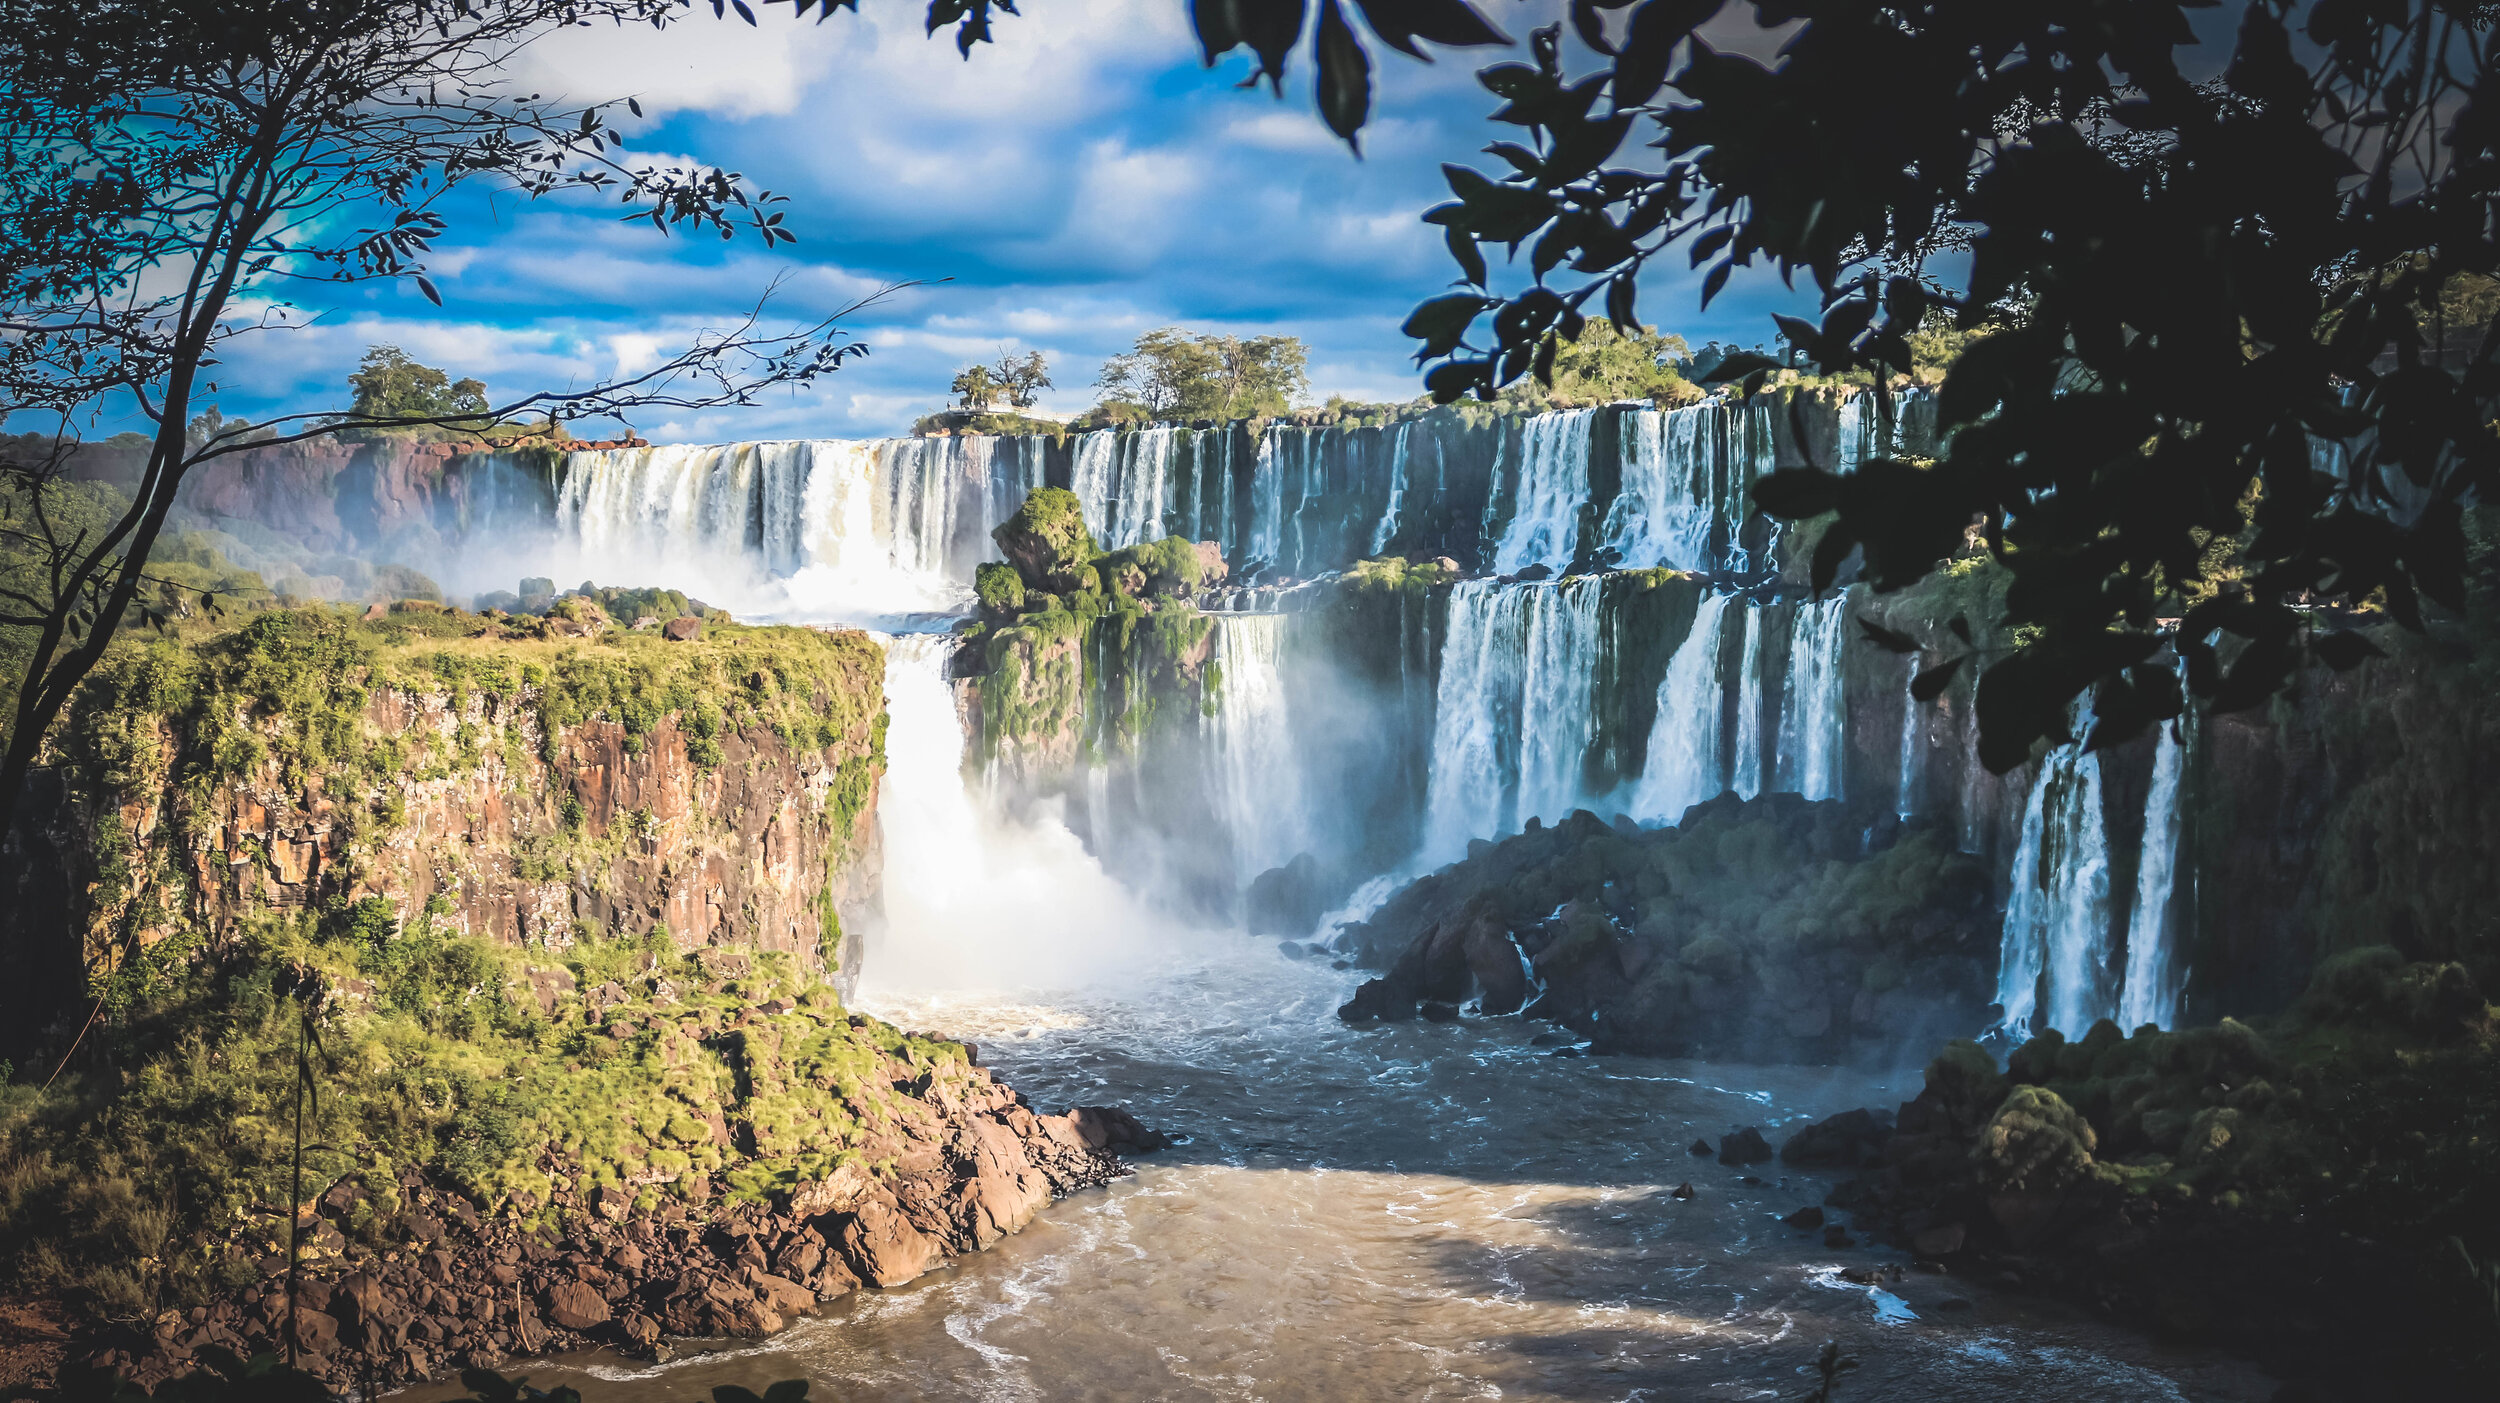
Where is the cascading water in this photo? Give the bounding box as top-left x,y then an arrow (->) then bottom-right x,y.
1630,593 -> 1734,820
554,438 -> 988,619
1368,421 -> 1414,555
1490,410 -> 1596,575
1774,596 -> 1848,800
2117,709 -> 2192,1029
1996,739 -> 2114,1039
1729,605 -> 1767,799
1895,658 -> 1923,818
1070,427 -> 1178,550
1205,612 -> 1306,887
1419,578 -> 1605,859
1603,402 -> 1719,571
872,633 -> 1180,991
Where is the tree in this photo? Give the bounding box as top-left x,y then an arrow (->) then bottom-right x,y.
1409,3 -> 2500,771
1097,328 -> 1309,421
994,349 -> 1052,409
343,347 -> 490,425
1504,317 -> 1694,408
952,363 -> 1001,410
0,0 -> 971,1042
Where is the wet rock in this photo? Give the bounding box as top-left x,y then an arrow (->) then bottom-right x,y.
1067,1105 -> 1169,1155
1419,1000 -> 1462,1023
1822,1224 -> 1856,1249
1782,1206 -> 1826,1231
1529,1031 -> 1573,1047
1912,1222 -> 1966,1257
1689,1139 -> 1715,1157
1669,1182 -> 1696,1200
1717,1126 -> 1775,1165
1780,1107 -> 1897,1168
1249,853 -> 1336,937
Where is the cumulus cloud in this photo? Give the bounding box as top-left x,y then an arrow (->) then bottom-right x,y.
188,0 -> 1819,444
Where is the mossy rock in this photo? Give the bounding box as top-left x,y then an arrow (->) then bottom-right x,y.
975,561 -> 1027,618
1974,1085 -> 2098,1193
992,487 -> 1097,592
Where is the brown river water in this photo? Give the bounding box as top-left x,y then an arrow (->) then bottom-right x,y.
405,947 -> 2278,1403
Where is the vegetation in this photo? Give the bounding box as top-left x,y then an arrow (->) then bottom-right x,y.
0,0 -> 899,1045
1412,3 -> 2500,773
1497,318 -> 1696,412
335,347 -> 567,445
0,899 -> 965,1320
1095,328 -> 1310,422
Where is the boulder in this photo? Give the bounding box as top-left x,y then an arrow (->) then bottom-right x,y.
1780,1107 -> 1898,1168
1717,1126 -> 1775,1165
1191,540 -> 1229,588
836,1188 -> 944,1287
1247,852 -> 1333,937
1066,1105 -> 1169,1155
991,487 -> 1097,592
543,1277 -> 612,1331
661,616 -> 703,642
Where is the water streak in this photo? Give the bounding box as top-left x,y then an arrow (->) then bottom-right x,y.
1490,411 -> 1597,575
1630,593 -> 1734,821
1774,596 -> 1848,800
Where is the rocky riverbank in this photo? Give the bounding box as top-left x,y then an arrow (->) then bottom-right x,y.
8,948 -> 1166,1397
1329,792 -> 1998,1064
1772,947 -> 2499,1396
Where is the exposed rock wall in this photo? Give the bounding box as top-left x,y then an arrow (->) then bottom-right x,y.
4,607 -> 887,1046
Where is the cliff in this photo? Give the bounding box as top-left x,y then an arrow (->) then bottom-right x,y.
4,604 -> 888,1051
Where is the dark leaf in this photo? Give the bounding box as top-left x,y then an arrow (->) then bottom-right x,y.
1857,616 -> 1919,655
1946,613 -> 1972,645
1402,293 -> 1494,358
1749,467 -> 1841,520
1693,348 -> 1778,385
1315,0 -> 1374,146
415,275 -> 442,306
1612,0 -> 1716,109
2310,628 -> 2384,671
1352,0 -> 1510,60
1910,654 -> 1964,702
1193,0 -> 1306,89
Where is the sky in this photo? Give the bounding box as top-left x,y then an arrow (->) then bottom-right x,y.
212,0 -> 1820,444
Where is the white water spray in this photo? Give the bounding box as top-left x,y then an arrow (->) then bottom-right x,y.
1774,596 -> 1848,800
1630,593 -> 1734,821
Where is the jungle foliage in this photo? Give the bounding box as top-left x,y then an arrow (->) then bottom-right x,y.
1408,1 -> 2500,771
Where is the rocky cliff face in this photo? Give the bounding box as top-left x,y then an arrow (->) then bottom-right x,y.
5,604 -> 887,1039
52,952 -> 1167,1395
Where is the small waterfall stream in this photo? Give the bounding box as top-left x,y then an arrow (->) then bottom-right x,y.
1996,739 -> 2115,1040
1420,579 -> 1607,859
1206,612 -> 1306,888
1774,597 -> 1848,800
1490,410 -> 1596,574
2117,712 -> 2192,1029
1630,593 -> 1735,820
1730,604 -> 1767,798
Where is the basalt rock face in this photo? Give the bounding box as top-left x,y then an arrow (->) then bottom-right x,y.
3,607 -> 886,1049
1335,794 -> 1998,1064
76,985 -> 1153,1395
1819,949 -> 2498,1398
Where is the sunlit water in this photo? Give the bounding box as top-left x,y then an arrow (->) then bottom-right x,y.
409,947 -> 2275,1402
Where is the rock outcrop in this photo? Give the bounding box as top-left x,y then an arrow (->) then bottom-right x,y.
76,996 -> 1153,1394
1335,794 -> 1998,1063
3,607 -> 887,1056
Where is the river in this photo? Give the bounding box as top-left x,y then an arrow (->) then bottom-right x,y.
404,944 -> 2273,1403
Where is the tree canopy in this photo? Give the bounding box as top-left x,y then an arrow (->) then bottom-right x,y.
1097,329 -> 1310,422
344,347 -> 491,425
1410,1 -> 2500,770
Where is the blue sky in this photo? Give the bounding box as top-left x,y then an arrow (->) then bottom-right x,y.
214,0 -> 1818,444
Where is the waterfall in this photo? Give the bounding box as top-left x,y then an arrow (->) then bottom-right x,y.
1420,579 -> 1605,858
2117,712 -> 2191,1029
871,633 -> 1180,989
1774,596 -> 1847,800
1726,399 -> 1780,573
1895,658 -> 1922,818
1207,613 -> 1305,885
1996,741 -> 2114,1039
1515,577 -> 1608,825
1369,421 -> 1414,555
1603,403 -> 1719,570
1729,605 -> 1766,799
1490,410 -> 1597,575
1070,428 -> 1177,550
1629,593 -> 1734,820
1249,430 -> 1288,572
